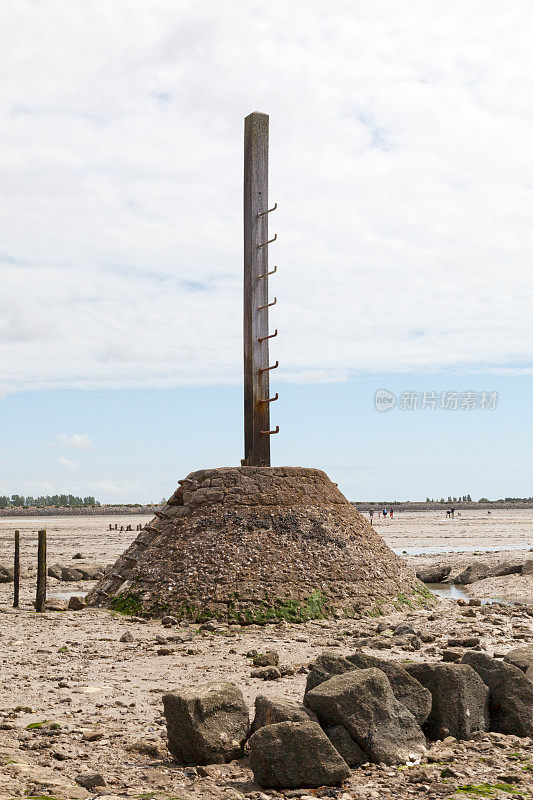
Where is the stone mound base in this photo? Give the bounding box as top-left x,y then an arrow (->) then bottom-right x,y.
87,467 -> 430,622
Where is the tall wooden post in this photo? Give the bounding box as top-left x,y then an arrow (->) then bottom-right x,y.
244,112 -> 273,466
13,530 -> 20,608
36,529 -> 46,612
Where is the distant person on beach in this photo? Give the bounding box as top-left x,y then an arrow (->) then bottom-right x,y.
446,510 -> 450,518
369,509 -> 374,524
389,508 -> 394,519
382,508 -> 387,518
451,507 -> 455,518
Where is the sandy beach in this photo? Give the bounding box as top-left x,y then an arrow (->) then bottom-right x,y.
1,509 -> 531,608
0,510 -> 531,799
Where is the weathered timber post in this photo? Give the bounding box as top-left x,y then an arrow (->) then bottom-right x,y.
243,111 -> 278,466
13,530 -> 20,608
36,529 -> 46,612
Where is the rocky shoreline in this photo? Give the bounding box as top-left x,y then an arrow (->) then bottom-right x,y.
0,595 -> 531,800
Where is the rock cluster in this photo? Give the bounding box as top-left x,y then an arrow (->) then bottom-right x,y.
48,563 -> 106,582
161,645 -> 533,789
88,467 -> 426,621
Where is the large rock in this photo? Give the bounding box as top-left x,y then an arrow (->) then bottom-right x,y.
347,652 -> 432,726
48,564 -> 63,580
490,561 -> 524,577
163,682 -> 249,765
416,565 -> 451,584
248,721 -> 350,788
306,668 -> 426,765
304,654 -> 355,701
503,645 -> 533,674
60,566 -> 84,582
454,561 -> 523,585
324,725 -> 367,767
521,560 -> 533,575
406,663 -> 489,740
250,696 -> 317,734
454,564 -> 490,585
462,652 -> 533,737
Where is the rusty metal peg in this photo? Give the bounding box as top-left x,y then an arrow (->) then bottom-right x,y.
258,360 -> 279,374
261,425 -> 279,435
258,297 -> 276,311
257,233 -> 277,248
259,265 -> 277,279
260,392 -> 279,404
258,202 -> 277,217
258,329 -> 278,343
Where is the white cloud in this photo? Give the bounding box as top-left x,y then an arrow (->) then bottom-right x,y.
57,434 -> 94,450
0,0 -> 532,395
88,480 -> 144,497
57,456 -> 79,471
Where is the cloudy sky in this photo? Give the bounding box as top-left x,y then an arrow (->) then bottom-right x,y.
0,1 -> 532,502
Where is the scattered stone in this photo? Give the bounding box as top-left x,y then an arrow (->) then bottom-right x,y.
251,666 -> 282,680
306,668 -> 426,765
163,681 -> 249,765
0,564 -> 14,582
250,696 -> 317,734
448,637 -> 480,648
393,623 -> 416,636
82,729 -> 104,741
75,772 -> 106,789
68,596 -> 86,611
162,616 -> 178,627
72,553 -> 85,559
125,738 -> 165,758
157,647 -> 174,656
442,648 -> 464,662
252,650 -> 279,667
406,663 -> 489,740
522,560 -> 533,575
248,721 -> 350,789
461,651 -> 533,737
346,652 -> 432,726
120,631 -> 135,643
279,664 -> 296,677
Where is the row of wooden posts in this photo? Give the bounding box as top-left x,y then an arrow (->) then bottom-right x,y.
108,523 -> 143,531
13,529 -> 47,612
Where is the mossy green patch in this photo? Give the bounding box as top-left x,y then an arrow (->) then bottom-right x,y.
25,721 -> 60,730
456,783 -> 522,797
228,590 -> 331,625
110,590 -> 143,616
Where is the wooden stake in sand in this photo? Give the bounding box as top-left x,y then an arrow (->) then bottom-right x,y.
36,529 -> 47,612
13,530 -> 20,608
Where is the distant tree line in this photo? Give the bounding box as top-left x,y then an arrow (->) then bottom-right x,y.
0,494 -> 100,508
425,495 -> 472,503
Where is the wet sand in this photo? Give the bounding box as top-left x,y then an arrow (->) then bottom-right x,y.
0,509 -> 531,607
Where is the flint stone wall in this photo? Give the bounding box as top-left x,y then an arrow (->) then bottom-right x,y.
88,467 -> 425,621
